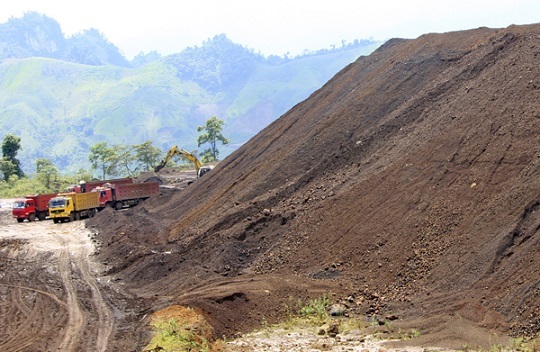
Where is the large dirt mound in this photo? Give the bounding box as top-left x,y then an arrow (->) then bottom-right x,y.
90,24 -> 540,348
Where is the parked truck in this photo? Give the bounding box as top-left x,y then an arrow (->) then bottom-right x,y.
12,193 -> 57,222
48,192 -> 100,223
68,177 -> 133,193
95,181 -> 160,210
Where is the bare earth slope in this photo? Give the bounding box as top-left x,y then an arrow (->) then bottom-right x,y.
91,24 -> 540,349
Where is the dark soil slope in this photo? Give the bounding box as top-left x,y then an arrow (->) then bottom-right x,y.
91,24 -> 540,348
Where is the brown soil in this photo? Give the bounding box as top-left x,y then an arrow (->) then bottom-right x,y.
90,23 -> 540,350
0,207 -> 148,351
1,23 -> 539,351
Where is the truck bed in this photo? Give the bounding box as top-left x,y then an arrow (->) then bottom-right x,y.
113,182 -> 159,201
84,177 -> 133,193
27,193 -> 57,211
73,192 -> 100,210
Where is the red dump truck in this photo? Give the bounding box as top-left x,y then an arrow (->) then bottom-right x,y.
12,193 -> 57,222
48,192 -> 100,223
95,182 -> 160,210
69,177 -> 133,193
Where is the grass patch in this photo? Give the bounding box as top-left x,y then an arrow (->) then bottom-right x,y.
462,335 -> 540,352
144,318 -> 210,352
398,328 -> 421,340
284,295 -> 331,326
143,305 -> 215,352
144,318 -> 211,352
491,336 -> 540,352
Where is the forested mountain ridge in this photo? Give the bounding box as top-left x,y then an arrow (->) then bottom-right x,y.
0,12 -> 130,67
0,12 -> 382,174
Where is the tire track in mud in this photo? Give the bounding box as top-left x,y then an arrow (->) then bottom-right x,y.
0,213 -> 115,352
73,229 -> 114,352
0,288 -> 39,351
0,284 -> 66,352
1,283 -> 67,308
52,224 -> 114,352
55,236 -> 86,352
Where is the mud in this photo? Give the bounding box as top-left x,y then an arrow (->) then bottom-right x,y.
0,207 -> 146,351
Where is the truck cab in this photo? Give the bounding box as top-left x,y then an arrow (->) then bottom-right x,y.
49,192 -> 99,223
48,196 -> 74,223
95,186 -> 113,207
12,198 -> 36,222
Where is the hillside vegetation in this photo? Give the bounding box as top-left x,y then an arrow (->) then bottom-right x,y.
0,12 -> 381,174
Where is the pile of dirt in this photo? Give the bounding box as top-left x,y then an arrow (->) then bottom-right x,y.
89,23 -> 540,349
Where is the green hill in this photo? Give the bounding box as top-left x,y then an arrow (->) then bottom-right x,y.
0,13 -> 381,175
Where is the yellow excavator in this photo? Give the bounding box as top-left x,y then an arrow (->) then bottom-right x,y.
154,146 -> 212,178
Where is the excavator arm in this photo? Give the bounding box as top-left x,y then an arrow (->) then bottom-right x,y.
154,146 -> 203,176
154,146 -> 180,173
178,149 -> 202,173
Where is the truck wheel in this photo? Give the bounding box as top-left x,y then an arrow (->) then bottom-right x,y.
75,212 -> 81,221
16,218 -> 24,223
115,202 -> 123,210
28,213 -> 36,222
68,213 -> 74,222
38,212 -> 46,221
53,218 -> 59,224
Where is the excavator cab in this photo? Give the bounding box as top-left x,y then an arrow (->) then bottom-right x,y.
198,166 -> 212,178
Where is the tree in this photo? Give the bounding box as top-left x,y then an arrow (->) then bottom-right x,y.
1,134 -> 24,181
197,116 -> 229,162
0,159 -> 16,182
167,34 -> 259,93
36,158 -> 58,190
73,168 -> 93,184
113,144 -> 137,177
89,142 -> 118,179
135,140 -> 162,171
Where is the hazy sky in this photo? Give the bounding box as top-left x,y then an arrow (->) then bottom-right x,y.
1,0 -> 539,59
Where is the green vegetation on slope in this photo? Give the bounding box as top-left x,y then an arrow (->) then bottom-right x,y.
0,13 -> 382,174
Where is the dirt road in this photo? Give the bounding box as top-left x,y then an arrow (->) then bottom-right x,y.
0,205 -> 124,351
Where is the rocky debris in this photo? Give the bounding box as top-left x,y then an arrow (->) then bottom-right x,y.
226,326 -> 452,352
329,303 -> 347,316
326,323 -> 340,337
